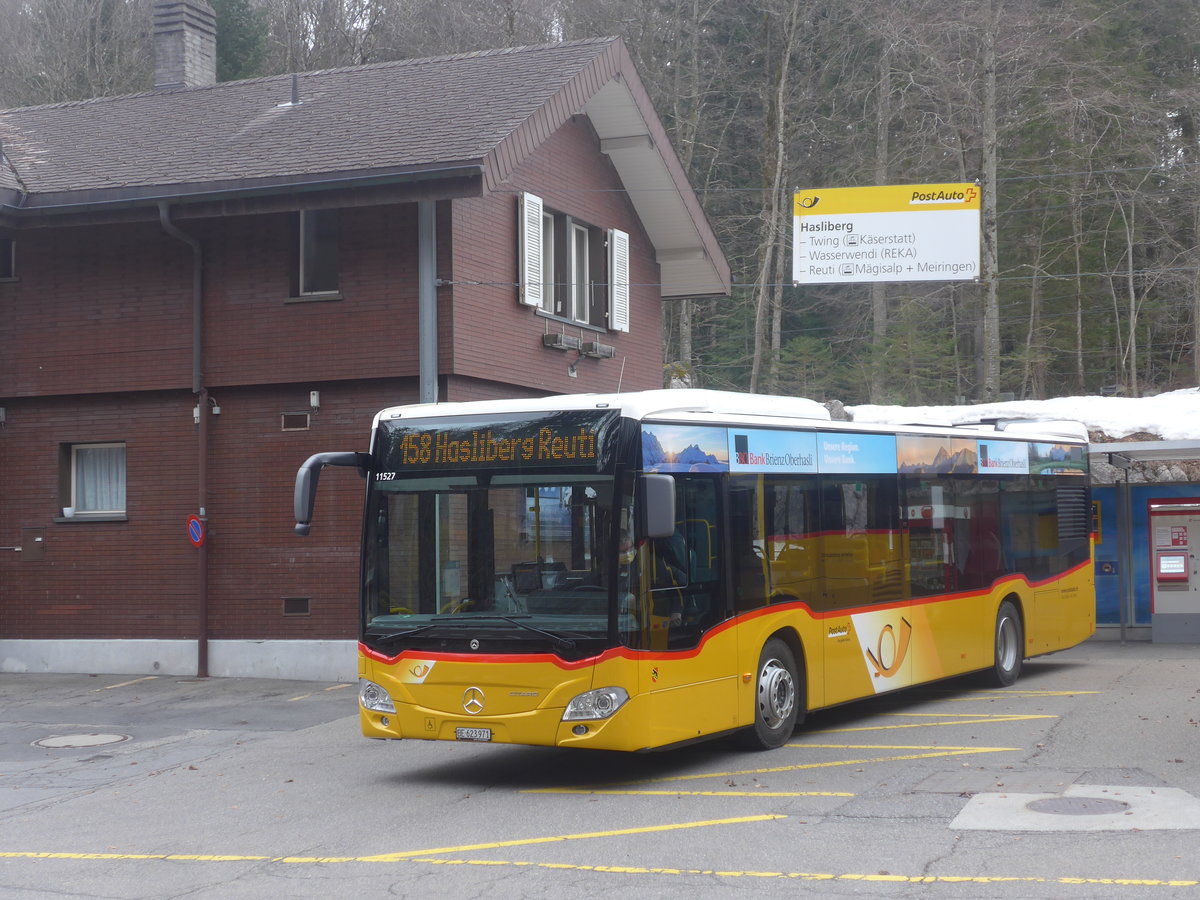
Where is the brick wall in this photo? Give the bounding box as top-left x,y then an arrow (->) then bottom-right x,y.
0,392 -> 201,639
449,115 -> 665,395
0,223 -> 194,397
0,381 -> 423,641
0,116 -> 669,644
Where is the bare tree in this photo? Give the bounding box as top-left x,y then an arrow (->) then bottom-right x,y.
0,0 -> 153,107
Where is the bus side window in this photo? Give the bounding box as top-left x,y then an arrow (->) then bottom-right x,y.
729,479 -> 767,612
958,479 -> 1004,589
762,476 -> 818,606
822,476 -> 901,606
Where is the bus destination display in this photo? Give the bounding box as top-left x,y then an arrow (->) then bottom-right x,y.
382,410 -> 620,473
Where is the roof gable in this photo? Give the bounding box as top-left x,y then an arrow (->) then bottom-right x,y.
0,38 -> 729,297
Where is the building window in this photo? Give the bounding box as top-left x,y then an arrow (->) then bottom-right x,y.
66,443 -> 126,517
540,211 -> 555,312
519,192 -> 629,332
298,210 -> 339,296
570,222 -> 590,322
0,237 -> 14,280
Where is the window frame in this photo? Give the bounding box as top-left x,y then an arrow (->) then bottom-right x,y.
296,209 -> 340,298
569,221 -> 590,322
0,236 -> 15,280
64,441 -> 128,520
518,192 -> 629,332
540,211 -> 556,313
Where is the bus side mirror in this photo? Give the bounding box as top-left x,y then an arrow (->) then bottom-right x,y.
294,451 -> 371,536
639,473 -> 676,539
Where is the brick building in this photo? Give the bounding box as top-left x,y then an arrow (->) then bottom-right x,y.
0,3 -> 729,680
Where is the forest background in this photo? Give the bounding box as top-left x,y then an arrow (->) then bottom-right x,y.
3,0 -> 1199,406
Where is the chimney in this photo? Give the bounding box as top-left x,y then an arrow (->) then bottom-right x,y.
153,0 -> 217,90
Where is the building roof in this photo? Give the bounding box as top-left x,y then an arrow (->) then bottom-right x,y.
0,38 -> 728,298
1089,440 -> 1200,463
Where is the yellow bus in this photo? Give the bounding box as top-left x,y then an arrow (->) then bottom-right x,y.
294,389 -> 1094,752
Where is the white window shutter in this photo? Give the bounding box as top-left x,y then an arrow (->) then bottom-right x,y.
608,228 -> 630,332
518,192 -> 544,307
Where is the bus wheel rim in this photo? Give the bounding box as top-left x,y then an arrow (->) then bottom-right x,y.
757,659 -> 794,728
998,616 -> 1017,670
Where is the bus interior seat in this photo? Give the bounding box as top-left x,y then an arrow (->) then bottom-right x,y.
511,562 -> 540,592
541,560 -> 567,588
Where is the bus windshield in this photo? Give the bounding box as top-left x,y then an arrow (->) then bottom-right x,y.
363,473 -> 621,658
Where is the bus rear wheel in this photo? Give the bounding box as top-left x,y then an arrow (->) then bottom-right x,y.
991,600 -> 1023,686
742,638 -> 802,750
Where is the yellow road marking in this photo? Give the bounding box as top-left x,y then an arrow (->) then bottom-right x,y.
921,696 -> 1099,700
945,696 -> 1099,700
888,715 -> 1056,724
0,853 -> 273,862
528,789 -> 853,797
967,694 -> 1099,700
813,713 -> 1054,733
529,745 -> 1017,794
798,743 -> 1011,751
0,851 -> 1193,887
0,816 -> 782,866
289,684 -> 352,701
355,815 -> 785,861
93,676 -> 159,692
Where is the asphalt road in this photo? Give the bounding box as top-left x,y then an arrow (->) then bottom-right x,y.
2,640 -> 1200,899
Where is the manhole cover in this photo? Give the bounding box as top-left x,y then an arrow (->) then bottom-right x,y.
34,733 -> 131,749
1027,796 -> 1130,816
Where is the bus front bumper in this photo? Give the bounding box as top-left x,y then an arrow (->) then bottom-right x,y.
359,692 -> 649,750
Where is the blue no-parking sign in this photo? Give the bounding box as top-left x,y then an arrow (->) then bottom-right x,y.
187,514 -> 206,548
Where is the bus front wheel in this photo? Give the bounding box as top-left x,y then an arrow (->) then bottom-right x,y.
742,638 -> 803,750
991,600 -> 1024,686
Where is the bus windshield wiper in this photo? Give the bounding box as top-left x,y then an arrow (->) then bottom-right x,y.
367,615 -> 580,652
450,614 -> 578,651
365,623 -> 442,643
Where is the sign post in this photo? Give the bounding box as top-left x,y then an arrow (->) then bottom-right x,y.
793,182 -> 981,285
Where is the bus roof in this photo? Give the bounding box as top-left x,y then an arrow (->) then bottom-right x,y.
372,390 -> 1089,444
373,389 -> 829,426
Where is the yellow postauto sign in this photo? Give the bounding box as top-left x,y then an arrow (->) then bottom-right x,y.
793,182 -> 981,285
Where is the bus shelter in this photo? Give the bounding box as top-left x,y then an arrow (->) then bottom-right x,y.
1089,440 -> 1200,642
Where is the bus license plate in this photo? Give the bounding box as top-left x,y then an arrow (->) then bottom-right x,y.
455,727 -> 492,742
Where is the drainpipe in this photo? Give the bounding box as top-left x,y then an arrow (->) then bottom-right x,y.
418,200 -> 438,404
159,202 -> 209,677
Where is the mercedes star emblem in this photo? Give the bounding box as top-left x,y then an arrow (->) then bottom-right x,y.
462,686 -> 485,715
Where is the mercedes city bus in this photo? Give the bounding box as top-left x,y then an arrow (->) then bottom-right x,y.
293,389 -> 1094,752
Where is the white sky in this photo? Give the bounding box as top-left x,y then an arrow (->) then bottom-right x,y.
848,388 -> 1200,441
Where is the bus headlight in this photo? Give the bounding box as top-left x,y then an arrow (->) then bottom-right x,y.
562,686 -> 629,721
359,679 -> 396,714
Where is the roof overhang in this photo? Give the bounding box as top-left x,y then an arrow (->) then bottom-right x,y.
1089,440 -> 1200,464
0,163 -> 485,227
584,78 -> 729,298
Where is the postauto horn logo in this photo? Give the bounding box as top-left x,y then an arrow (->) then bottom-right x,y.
865,617 -> 912,679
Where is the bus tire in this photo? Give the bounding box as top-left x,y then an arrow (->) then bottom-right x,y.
742,638 -> 802,750
991,600 -> 1023,686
